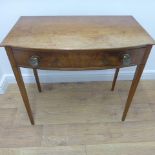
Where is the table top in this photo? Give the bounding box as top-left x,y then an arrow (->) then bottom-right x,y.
0,16 -> 154,50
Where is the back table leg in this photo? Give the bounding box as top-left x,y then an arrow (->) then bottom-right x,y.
33,69 -> 42,92
111,68 -> 120,91
5,47 -> 34,125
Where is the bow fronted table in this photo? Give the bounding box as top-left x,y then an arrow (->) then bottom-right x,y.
1,16 -> 154,125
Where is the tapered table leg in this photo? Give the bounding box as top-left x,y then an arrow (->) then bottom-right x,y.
111,68 -> 120,91
122,45 -> 152,121
5,47 -> 34,125
33,68 -> 42,92
122,65 -> 144,121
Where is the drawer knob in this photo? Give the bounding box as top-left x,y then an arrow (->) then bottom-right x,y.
29,56 -> 40,68
123,54 -> 131,66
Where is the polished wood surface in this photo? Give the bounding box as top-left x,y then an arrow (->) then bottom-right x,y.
122,45 -> 152,121
5,47 -> 34,125
0,16 -> 154,124
12,47 -> 146,70
0,16 -> 154,50
33,69 -> 42,92
111,68 -> 120,91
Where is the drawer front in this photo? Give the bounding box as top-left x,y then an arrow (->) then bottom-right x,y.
12,48 -> 146,70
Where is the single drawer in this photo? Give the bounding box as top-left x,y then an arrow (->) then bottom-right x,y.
12,47 -> 146,70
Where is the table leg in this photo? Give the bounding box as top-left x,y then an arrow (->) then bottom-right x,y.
121,45 -> 152,121
5,47 -> 34,125
33,68 -> 42,92
111,68 -> 120,91
122,65 -> 144,121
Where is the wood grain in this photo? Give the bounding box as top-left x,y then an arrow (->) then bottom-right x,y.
12,47 -> 146,70
111,68 -> 120,91
122,45 -> 152,121
1,143 -> 155,155
5,47 -> 34,125
86,142 -> 155,155
0,16 -> 154,124
33,69 -> 42,92
0,81 -> 155,151
1,16 -> 154,50
0,125 -> 42,147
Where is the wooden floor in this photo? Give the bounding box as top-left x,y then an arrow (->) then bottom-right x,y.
0,80 -> 155,154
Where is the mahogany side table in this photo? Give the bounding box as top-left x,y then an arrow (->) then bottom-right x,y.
0,16 -> 154,125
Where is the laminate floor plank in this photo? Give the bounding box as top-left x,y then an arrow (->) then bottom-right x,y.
0,125 -> 43,147
0,81 -> 155,152
86,142 -> 155,155
42,121 -> 155,146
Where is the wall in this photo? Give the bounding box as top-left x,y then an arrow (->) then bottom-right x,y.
0,0 -> 155,93
0,68 -> 3,94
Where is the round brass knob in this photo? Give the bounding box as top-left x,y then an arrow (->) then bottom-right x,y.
29,56 -> 40,68
122,54 -> 131,66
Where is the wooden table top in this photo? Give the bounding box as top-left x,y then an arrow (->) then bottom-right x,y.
1,16 -> 154,50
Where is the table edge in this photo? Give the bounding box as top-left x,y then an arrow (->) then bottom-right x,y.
0,44 -> 154,52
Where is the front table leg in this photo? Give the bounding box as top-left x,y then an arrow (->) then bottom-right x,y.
5,47 -> 34,125
122,45 -> 152,121
122,65 -> 145,121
